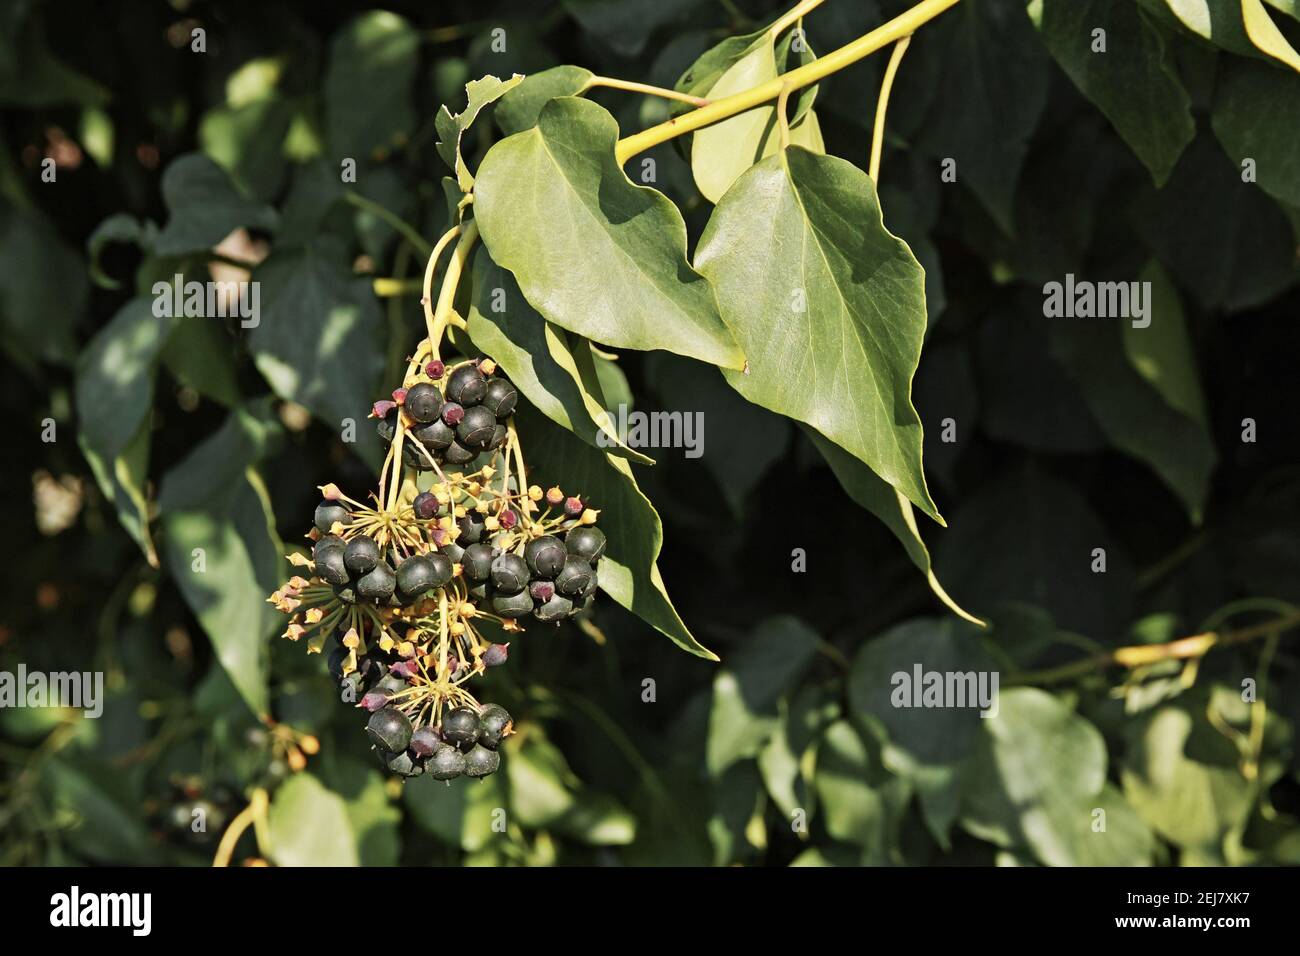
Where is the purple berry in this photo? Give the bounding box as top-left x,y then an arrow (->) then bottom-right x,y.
441,402 -> 465,426
529,580 -> 555,602
413,491 -> 440,520
483,643 -> 509,667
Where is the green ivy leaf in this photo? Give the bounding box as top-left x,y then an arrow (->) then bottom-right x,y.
39,759 -> 162,865
86,213 -> 156,291
935,464 -> 1135,638
465,247 -> 652,464
158,402 -> 284,719
319,757 -> 402,867
1120,688 -> 1258,861
517,404 -> 716,659
1122,261 -> 1208,426
79,424 -> 157,568
250,236 -> 385,466
914,0 -> 1050,232
76,297 -> 174,460
1051,278 -> 1216,522
1133,131 -> 1297,312
1138,0 -> 1254,55
644,353 -> 791,517
323,11 -> 419,161
695,146 -> 940,521
848,617 -> 995,845
813,720 -> 911,863
474,96 -> 744,370
495,65 -> 593,136
706,616 -> 821,776
684,25 -> 822,203
1032,0 -> 1194,186
561,0 -> 703,57
161,318 -> 242,408
435,74 -> 524,191
1212,55 -> 1300,207
405,767 -> 504,851
268,773 -> 359,866
1242,0 -> 1300,73
959,688 -> 1147,866
0,199 -> 88,364
199,95 -> 294,202
757,685 -> 839,819
153,154 -> 279,258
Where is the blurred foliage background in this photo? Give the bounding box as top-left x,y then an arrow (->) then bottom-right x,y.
3,0 -> 1300,866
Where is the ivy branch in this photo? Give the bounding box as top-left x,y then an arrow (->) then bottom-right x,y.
1005,608 -> 1300,688
613,0 -> 963,163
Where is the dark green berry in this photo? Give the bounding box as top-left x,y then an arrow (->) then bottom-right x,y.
333,583 -> 358,605
412,419 -> 455,452
481,377 -> 518,418
492,589 -> 534,618
457,405 -> 498,450
478,704 -> 514,749
404,383 -> 443,423
384,749 -> 423,777
457,511 -> 486,544
314,538 -> 350,586
426,552 -> 453,588
565,526 -> 606,563
468,579 -> 492,602
376,673 -> 408,695
344,535 -> 380,576
534,593 -> 574,622
446,364 -> 487,406
440,541 -> 465,563
429,744 -> 466,781
554,554 -> 594,597
314,501 -> 350,534
580,568 -> 599,600
356,561 -> 396,602
444,440 -> 477,465
328,646 -> 347,682
525,536 -> 567,578
367,707 -> 412,753
490,553 -> 529,594
487,424 -> 508,450
395,555 -> 437,602
462,543 -> 495,582
442,707 -> 482,748
464,745 -> 501,778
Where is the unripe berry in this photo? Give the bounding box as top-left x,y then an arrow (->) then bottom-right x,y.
366,707 -> 412,753
483,643 -> 509,667
425,360 -> 445,379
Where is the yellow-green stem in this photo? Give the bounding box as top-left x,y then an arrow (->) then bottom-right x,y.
586,76 -> 710,107
614,0 -> 962,163
869,35 -> 911,184
768,0 -> 826,38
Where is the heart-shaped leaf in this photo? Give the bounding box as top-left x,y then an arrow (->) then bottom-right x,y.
474,96 -> 744,371
695,146 -> 939,521
436,73 -> 524,190
153,154 -> 278,257
495,65 -> 593,135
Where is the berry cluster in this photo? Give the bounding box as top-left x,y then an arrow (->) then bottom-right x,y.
269,351 -> 607,780
375,359 -> 517,469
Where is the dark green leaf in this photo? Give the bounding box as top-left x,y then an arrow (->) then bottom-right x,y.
323,12 -> 419,161
153,154 -> 279,257
496,66 -> 594,136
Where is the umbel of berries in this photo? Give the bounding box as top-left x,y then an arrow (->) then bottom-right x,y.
374,359 -> 517,471
269,306 -> 608,780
